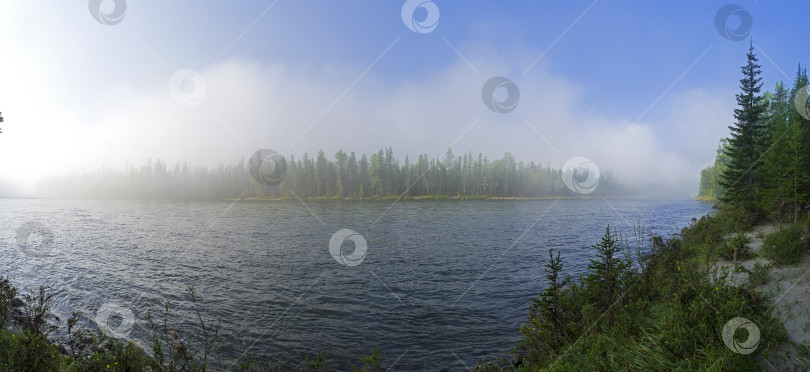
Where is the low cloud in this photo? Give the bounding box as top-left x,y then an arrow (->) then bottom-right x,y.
2,52 -> 733,197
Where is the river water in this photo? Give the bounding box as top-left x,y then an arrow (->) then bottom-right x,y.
0,197 -> 712,370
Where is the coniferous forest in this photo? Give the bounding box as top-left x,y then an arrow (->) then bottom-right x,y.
37,149 -> 627,200
699,43 -> 810,222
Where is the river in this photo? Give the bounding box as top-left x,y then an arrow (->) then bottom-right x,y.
0,197 -> 713,370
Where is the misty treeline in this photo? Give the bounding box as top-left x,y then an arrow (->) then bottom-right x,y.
38,148 -> 627,200
699,43 -> 810,221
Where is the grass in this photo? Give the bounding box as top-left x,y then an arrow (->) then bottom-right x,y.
762,223 -> 809,265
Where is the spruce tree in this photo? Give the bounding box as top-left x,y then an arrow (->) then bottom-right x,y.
720,41 -> 768,216
586,225 -> 630,321
538,248 -> 567,346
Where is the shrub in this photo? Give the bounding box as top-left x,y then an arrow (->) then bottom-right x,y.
353,345 -> 382,372
747,261 -> 772,285
681,206 -> 752,250
0,328 -> 65,371
762,223 -> 808,265
14,285 -> 58,337
719,233 -> 751,262
715,206 -> 753,234
0,276 -> 17,328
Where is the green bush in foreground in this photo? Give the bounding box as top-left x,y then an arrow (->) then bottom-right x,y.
0,328 -> 66,371
762,223 -> 809,265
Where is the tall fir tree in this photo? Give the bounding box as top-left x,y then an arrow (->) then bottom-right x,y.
720,42 -> 768,215
585,225 -> 631,323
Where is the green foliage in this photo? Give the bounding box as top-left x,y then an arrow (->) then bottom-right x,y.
71,334 -> 150,371
757,67 -> 810,222
299,350 -> 327,372
0,328 -> 66,371
720,43 -> 768,214
238,352 -> 279,371
16,285 -> 58,337
681,207 -> 753,258
719,233 -> 751,262
64,311 -> 93,360
520,249 -> 573,361
745,261 -> 772,285
720,42 -> 769,217
508,217 -> 787,370
0,276 -> 17,328
585,226 -> 633,322
353,345 -> 381,372
698,139 -> 730,200
761,223 -> 809,265
711,51 -> 810,223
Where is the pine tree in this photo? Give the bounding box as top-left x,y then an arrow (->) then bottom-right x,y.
586,225 -> 631,322
538,248 -> 568,346
720,42 -> 768,215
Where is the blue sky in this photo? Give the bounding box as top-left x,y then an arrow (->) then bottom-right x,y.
1,1 -> 808,196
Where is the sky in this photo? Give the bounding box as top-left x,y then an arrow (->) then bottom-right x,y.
0,0 -> 808,197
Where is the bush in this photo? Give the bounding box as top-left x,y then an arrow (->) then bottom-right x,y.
14,285 -> 58,337
715,206 -> 754,234
746,261 -> 772,285
681,206 -> 752,251
0,328 -> 66,371
719,233 -> 751,262
0,276 -> 17,328
762,224 -> 808,265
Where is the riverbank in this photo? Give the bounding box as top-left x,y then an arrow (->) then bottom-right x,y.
710,221 -> 810,370
693,195 -> 718,203
232,194 -> 656,202
485,206 -> 810,370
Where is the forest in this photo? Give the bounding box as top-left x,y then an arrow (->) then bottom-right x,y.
698,43 -> 810,222
37,149 -> 628,200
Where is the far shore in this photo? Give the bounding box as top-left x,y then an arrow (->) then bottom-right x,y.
228,194 -> 678,202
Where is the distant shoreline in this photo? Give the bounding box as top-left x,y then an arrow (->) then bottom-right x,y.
0,195 -> 705,202
230,195 -> 687,202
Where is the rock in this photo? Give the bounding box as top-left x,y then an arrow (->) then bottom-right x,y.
10,297 -> 24,308
511,350 -> 526,367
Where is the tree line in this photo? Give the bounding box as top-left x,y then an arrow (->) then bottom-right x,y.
37,149 -> 627,200
698,42 -> 810,222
